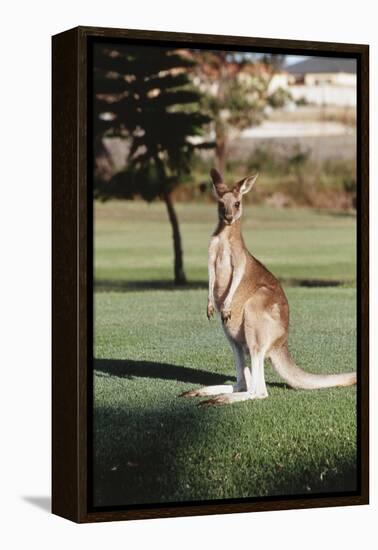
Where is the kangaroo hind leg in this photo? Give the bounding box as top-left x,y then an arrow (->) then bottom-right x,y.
247,346 -> 268,399
198,342 -> 256,406
198,306 -> 279,404
198,346 -> 268,406
180,341 -> 246,399
243,298 -> 281,399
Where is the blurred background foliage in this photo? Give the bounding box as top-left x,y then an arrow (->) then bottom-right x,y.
93,44 -> 356,283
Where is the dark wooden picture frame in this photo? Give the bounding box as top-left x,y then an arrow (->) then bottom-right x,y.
52,26 -> 369,523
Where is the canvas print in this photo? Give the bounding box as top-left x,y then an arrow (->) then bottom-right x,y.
91,41 -> 358,508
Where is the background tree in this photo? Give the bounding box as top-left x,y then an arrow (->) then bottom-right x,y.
192,52 -> 288,173
93,45 -> 212,285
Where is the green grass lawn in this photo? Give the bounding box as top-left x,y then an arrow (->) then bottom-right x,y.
95,201 -> 356,287
93,201 -> 357,507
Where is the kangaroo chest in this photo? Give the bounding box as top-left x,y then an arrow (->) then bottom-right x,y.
213,236 -> 233,299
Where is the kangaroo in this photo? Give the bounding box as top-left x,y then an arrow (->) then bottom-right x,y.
182,168 -> 356,406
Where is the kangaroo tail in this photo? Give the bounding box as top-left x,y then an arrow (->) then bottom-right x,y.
269,345 -> 356,390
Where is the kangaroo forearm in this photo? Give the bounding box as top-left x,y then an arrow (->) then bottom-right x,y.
208,264 -> 216,302
223,259 -> 245,308
208,238 -> 218,304
207,261 -> 216,319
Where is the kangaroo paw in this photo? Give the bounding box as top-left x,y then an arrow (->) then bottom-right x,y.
221,308 -> 231,323
207,302 -> 215,320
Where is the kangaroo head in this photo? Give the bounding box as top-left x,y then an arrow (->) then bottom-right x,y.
210,168 -> 258,225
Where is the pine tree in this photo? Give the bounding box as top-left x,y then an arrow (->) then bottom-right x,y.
93,44 -> 212,285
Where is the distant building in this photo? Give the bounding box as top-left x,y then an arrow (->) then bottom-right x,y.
285,57 -> 356,106
287,57 -> 356,86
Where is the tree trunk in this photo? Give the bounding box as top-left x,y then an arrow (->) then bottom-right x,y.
215,133 -> 227,175
215,123 -> 227,176
215,53 -> 228,175
163,191 -> 187,285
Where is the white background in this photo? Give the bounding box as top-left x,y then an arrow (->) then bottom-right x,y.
0,0 -> 375,548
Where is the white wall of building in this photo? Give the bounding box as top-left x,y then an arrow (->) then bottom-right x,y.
304,72 -> 357,86
290,83 -> 356,106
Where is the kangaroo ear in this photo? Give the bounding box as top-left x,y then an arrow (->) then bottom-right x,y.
237,173 -> 258,195
210,168 -> 223,185
210,168 -> 229,198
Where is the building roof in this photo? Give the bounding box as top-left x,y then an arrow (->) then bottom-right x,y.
286,56 -> 356,75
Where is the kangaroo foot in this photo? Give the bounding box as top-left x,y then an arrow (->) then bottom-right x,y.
179,385 -> 234,398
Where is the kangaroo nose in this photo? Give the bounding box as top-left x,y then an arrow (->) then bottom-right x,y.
225,214 -> 233,222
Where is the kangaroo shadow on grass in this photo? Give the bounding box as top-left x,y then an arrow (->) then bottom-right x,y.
95,358 -> 234,385
94,358 -> 288,389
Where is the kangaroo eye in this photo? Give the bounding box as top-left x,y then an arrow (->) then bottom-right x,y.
235,201 -> 240,208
